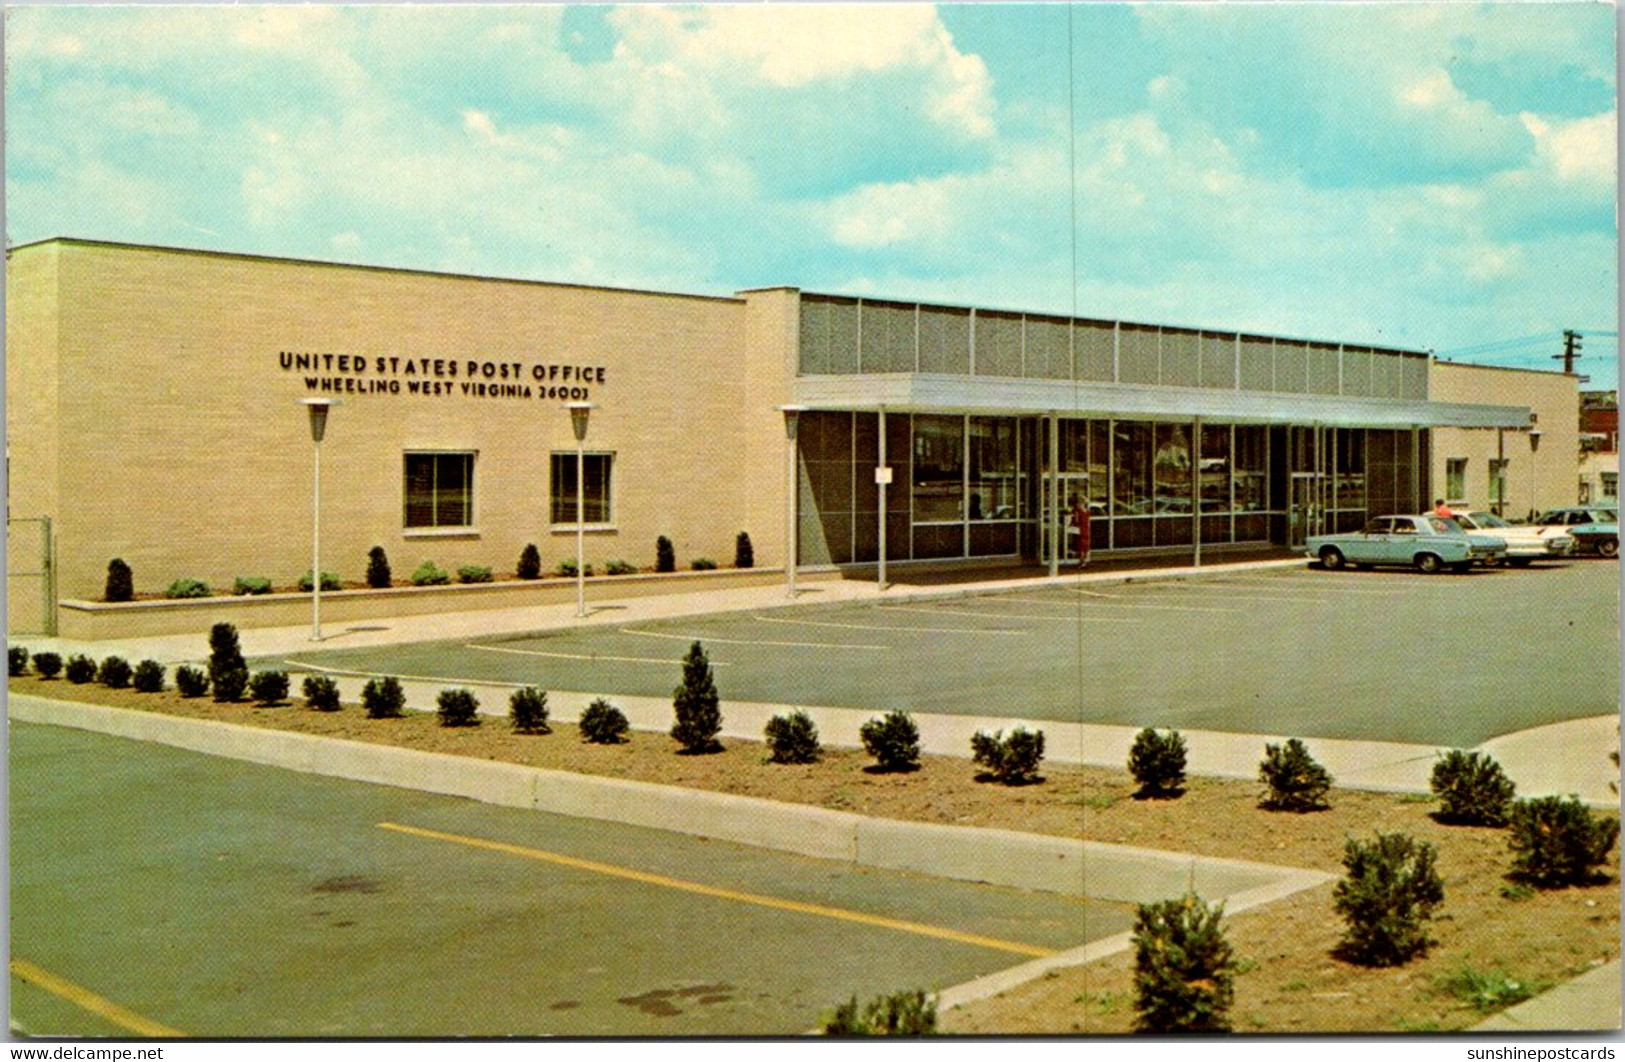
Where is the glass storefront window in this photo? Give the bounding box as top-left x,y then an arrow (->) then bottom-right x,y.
1088,421 -> 1110,512
969,417 -> 1017,521
1235,426 -> 1267,512
912,415 -> 964,523
1153,424 -> 1193,514
1113,422 -> 1152,516
1335,428 -> 1366,508
1199,425 -> 1230,513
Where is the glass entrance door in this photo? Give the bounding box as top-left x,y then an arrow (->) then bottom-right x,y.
1289,473 -> 1323,547
1038,473 -> 1091,564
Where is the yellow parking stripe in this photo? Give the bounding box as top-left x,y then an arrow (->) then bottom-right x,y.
10,958 -> 186,1038
378,822 -> 1056,959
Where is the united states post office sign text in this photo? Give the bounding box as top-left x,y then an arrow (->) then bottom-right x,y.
280,351 -> 607,402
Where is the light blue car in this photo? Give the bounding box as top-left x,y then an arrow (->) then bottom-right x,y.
1307,514 -> 1508,574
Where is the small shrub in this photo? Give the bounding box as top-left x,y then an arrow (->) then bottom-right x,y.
509,687 -> 550,734
971,727 -> 1045,785
1430,750 -> 1516,827
821,989 -> 937,1036
165,578 -> 211,599
765,711 -> 821,764
175,665 -> 210,697
250,670 -> 290,705
517,544 -> 542,580
1132,894 -> 1236,1032
1507,795 -> 1619,888
208,623 -> 248,703
32,651 -> 62,679
860,710 -> 920,772
362,677 -> 406,719
1129,727 -> 1188,797
456,564 -> 493,584
656,536 -> 676,573
410,560 -> 450,586
691,557 -> 717,571
233,576 -> 272,596
303,674 -> 341,712
213,668 -> 249,702
556,558 -> 595,578
1333,832 -> 1444,966
9,646 -> 28,677
297,570 -> 342,592
734,531 -> 754,569
132,660 -> 165,693
671,641 -> 723,753
578,698 -> 629,744
105,558 -> 134,602
436,687 -> 480,727
365,545 -> 393,588
1258,738 -> 1332,811
604,559 -> 637,576
64,654 -> 97,684
96,656 -> 132,689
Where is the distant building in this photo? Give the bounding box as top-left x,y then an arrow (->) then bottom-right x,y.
1429,362 -> 1580,519
1579,390 -> 1618,505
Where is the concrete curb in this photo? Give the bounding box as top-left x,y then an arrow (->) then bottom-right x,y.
1470,960 -> 1622,1033
9,693 -> 1329,915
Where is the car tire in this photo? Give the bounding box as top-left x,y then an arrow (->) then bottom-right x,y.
1600,538 -> 1619,559
1319,547 -> 1345,571
1415,552 -> 1443,574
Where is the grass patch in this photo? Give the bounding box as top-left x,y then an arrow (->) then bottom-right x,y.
1435,964 -> 1539,1013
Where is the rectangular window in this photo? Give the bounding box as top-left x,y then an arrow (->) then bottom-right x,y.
1234,426 -> 1268,512
968,417 -> 1017,521
1199,424 -> 1230,513
551,452 -> 614,525
404,452 -> 474,529
912,415 -> 964,523
1603,472 -> 1618,499
1446,458 -> 1467,503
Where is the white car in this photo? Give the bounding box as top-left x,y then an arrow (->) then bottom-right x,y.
1449,510 -> 1574,566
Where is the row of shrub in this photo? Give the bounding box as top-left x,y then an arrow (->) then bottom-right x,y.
101,533 -> 759,602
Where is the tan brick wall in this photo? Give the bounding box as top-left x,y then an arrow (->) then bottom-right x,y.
1430,361 -> 1580,516
25,241 -> 767,600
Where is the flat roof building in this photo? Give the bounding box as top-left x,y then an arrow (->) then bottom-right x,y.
6,238 -> 1533,631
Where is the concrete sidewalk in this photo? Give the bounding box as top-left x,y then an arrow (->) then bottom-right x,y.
11,554 -> 1619,803
1471,959 -> 1622,1033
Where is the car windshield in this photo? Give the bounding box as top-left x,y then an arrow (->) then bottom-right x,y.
1427,517 -> 1456,533
1468,512 -> 1511,528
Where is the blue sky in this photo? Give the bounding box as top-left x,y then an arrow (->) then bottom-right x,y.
6,3 -> 1618,387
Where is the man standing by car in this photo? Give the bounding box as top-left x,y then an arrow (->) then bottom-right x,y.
1433,498 -> 1456,518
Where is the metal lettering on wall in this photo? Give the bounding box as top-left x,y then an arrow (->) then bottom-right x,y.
279,352 -> 607,402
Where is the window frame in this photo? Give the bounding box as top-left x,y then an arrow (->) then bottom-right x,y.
402,450 -> 477,535
548,450 -> 617,531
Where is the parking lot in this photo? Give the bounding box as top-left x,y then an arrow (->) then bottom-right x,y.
278,560 -> 1618,748
10,722 -> 1132,1037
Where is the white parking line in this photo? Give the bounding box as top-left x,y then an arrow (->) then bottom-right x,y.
618,628 -> 891,651
751,613 -> 1028,636
1232,575 -> 1414,596
1139,584 -> 1334,605
466,643 -> 724,667
874,604 -> 1139,623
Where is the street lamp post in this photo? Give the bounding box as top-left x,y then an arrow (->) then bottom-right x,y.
1529,428 -> 1543,519
778,405 -> 808,598
298,398 -> 338,641
567,402 -> 594,618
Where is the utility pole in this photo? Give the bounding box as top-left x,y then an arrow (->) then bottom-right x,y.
1556,330 -> 1583,373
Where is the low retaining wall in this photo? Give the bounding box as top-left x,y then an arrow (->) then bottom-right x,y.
10,694 -> 1327,907
54,566 -> 793,640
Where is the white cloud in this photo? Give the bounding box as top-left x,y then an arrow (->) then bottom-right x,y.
1524,112 -> 1616,186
